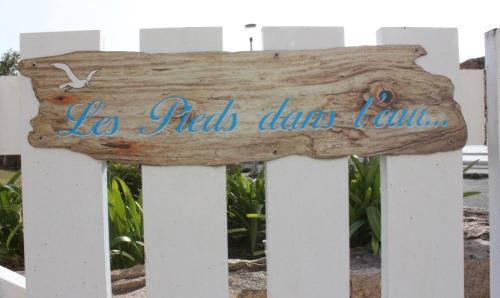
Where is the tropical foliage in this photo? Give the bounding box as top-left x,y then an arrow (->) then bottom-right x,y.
348,156 -> 381,255
226,165 -> 266,258
108,176 -> 144,269
0,171 -> 23,269
107,162 -> 144,269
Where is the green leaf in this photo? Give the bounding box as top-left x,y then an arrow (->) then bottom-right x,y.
6,222 -> 22,249
371,236 -> 380,255
351,157 -> 365,178
110,249 -> 136,262
463,159 -> 480,173
350,192 -> 362,205
350,220 -> 365,237
364,187 -> 373,203
110,235 -> 132,248
246,213 -> 265,220
464,191 -> 481,198
365,158 -> 379,187
6,171 -> 21,185
228,228 -> 247,234
366,206 -> 381,240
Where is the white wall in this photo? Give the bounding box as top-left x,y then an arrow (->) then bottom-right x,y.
0,77 -> 21,155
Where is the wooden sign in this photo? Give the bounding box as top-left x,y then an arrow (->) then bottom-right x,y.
19,45 -> 467,166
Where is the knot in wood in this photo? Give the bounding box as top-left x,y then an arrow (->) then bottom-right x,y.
366,81 -> 398,107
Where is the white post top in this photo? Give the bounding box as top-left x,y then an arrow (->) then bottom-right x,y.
20,30 -> 101,59
140,27 -> 222,53
262,26 -> 344,50
377,27 -> 459,81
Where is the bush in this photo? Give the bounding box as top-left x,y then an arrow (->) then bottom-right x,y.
0,171 -> 23,269
107,162 -> 144,269
227,165 -> 266,259
349,156 -> 381,255
108,177 -> 144,269
0,49 -> 19,76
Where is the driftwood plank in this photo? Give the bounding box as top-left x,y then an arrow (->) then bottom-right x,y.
19,45 -> 467,166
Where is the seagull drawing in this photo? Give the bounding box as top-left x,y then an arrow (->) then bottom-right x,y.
51,63 -> 99,91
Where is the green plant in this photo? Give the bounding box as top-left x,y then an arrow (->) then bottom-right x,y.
108,161 -> 142,200
108,176 -> 144,269
0,171 -> 23,269
349,156 -> 381,255
226,165 -> 266,258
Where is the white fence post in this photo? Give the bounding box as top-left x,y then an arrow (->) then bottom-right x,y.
140,27 -> 229,298
486,28 -> 500,298
262,27 -> 350,298
377,27 -> 464,298
19,31 -> 111,298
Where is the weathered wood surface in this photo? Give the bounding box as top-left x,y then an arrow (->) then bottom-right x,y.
19,45 -> 467,166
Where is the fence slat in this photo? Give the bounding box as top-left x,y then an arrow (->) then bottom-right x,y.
140,27 -> 229,298
457,69 -> 486,145
377,27 -> 464,298
0,77 -> 21,155
19,31 -> 111,298
486,28 -> 500,298
262,26 -> 350,298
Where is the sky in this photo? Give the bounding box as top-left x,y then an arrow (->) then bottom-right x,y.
0,0 -> 499,61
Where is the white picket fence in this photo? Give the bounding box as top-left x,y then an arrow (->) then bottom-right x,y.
0,26 -> 496,298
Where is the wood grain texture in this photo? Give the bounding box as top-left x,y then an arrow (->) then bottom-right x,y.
19,45 -> 467,166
